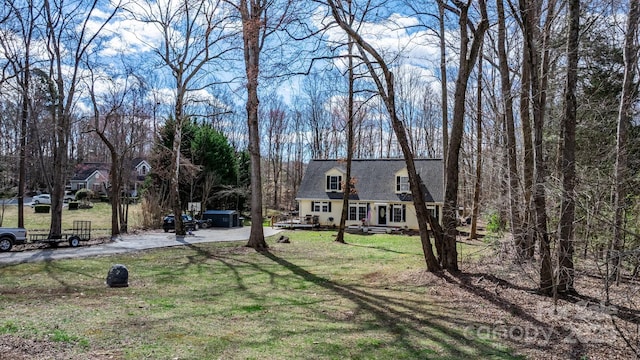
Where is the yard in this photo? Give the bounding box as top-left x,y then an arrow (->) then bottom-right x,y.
0,230 -> 637,359
0,203 -> 146,237
0,231 -> 517,360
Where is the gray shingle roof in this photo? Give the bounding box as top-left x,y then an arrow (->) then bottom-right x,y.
70,162 -> 110,181
296,159 -> 443,203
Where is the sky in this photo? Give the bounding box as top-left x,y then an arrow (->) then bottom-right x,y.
74,0 -> 447,110
0,0 -> 469,136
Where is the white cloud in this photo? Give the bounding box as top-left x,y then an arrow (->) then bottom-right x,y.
320,12 -> 441,74
89,14 -> 165,57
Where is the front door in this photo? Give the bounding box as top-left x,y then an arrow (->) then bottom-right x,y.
378,205 -> 387,225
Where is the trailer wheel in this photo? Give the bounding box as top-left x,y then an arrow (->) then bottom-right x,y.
0,237 -> 13,252
69,236 -> 81,248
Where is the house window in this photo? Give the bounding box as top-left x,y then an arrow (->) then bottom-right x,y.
312,201 -> 331,213
396,176 -> 410,192
348,203 -> 368,221
428,206 -> 439,222
326,175 -> 342,191
390,204 -> 406,223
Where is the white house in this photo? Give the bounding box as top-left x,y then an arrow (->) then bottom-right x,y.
295,159 -> 443,230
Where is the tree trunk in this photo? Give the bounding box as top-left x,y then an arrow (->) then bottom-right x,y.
442,1 -> 489,271
611,0 -> 640,283
95,126 -> 123,238
109,156 -> 122,238
520,0 -> 556,295
497,0 -> 524,259
172,96 -> 185,236
520,35 -> 535,259
438,0 -> 448,163
336,14 -> 355,244
242,0 -> 267,250
18,54 -> 29,229
557,0 -> 579,293
49,72 -> 67,238
469,43 -> 483,240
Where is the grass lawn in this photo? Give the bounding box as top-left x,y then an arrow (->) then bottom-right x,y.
0,203 -> 146,236
0,231 -> 520,359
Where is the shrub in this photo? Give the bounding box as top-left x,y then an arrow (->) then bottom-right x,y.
75,189 -> 95,201
34,204 -> 50,213
486,212 -> 503,234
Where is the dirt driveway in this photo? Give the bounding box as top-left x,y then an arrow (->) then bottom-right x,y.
0,227 -> 283,265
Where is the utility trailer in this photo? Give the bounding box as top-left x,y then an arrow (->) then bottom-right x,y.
28,220 -> 92,248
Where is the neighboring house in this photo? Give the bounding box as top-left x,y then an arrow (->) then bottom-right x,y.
295,159 -> 444,230
132,158 -> 151,181
68,162 -> 110,192
68,159 -> 151,195
130,158 -> 151,196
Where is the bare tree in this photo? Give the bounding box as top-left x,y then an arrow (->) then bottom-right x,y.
469,42 -> 483,240
86,70 -> 151,238
41,0 -> 122,238
301,72 -> 334,159
439,0 -> 449,172
518,11 -> 536,259
262,99 -> 289,211
233,0 -> 267,249
441,0 -> 489,271
0,0 -> 39,227
335,0 -> 355,244
131,0 -> 233,236
519,0 -> 559,295
224,0 -> 295,250
556,0 -> 580,293
611,0 -> 640,283
496,0 -> 525,259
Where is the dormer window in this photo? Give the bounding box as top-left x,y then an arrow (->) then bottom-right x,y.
396,176 -> 410,193
326,175 -> 342,192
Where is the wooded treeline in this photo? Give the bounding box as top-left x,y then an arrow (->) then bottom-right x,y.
1,0 -> 640,292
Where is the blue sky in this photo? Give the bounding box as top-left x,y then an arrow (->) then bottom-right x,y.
72,0 -> 447,109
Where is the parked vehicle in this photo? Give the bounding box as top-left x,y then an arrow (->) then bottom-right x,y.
63,191 -> 75,203
32,194 -> 51,204
0,227 -> 28,252
30,192 -> 75,204
197,218 -> 213,229
162,214 -> 197,232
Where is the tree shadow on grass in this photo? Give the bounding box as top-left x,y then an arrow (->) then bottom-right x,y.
259,250 -> 523,359
167,242 -> 519,358
345,242 -> 417,255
